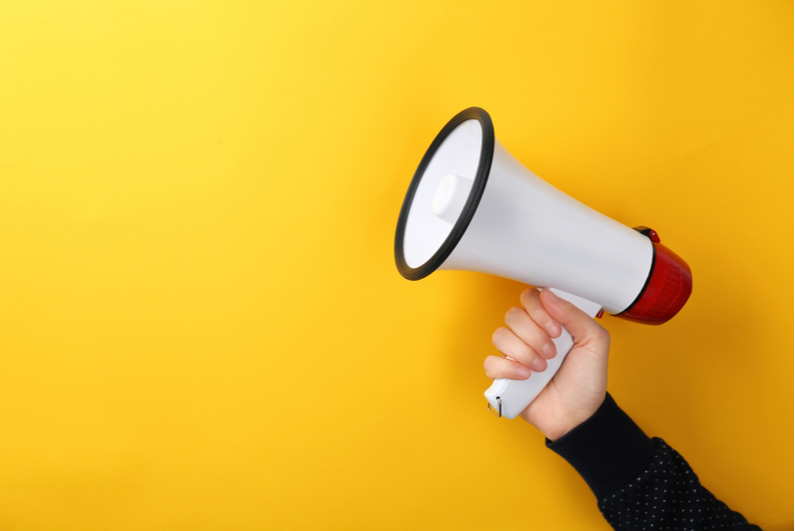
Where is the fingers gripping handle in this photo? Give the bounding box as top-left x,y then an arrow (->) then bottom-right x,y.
485,324 -> 575,419
484,289 -> 602,419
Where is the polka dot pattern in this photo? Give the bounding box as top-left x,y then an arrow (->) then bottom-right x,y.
598,438 -> 760,530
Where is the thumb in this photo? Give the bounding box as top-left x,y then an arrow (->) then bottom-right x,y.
539,289 -> 609,349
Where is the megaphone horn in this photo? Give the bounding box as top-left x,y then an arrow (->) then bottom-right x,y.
394,107 -> 692,419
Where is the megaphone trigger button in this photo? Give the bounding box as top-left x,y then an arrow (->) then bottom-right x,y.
595,309 -> 604,319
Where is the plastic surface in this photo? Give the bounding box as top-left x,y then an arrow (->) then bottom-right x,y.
401,118 -> 483,269
616,242 -> 693,325
432,174 -> 473,225
484,289 -> 602,419
436,139 -> 653,314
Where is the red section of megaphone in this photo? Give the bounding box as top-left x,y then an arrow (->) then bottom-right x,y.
615,238 -> 693,325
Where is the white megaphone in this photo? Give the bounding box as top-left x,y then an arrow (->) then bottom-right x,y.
394,107 -> 692,420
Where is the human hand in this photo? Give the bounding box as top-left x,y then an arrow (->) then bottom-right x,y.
484,288 -> 610,441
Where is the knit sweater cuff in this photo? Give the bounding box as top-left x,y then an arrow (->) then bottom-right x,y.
546,393 -> 656,500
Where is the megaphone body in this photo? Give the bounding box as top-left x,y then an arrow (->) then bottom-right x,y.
395,108 -> 692,419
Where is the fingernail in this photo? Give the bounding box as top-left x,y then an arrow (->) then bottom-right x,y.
531,358 -> 546,372
516,367 -> 531,379
542,342 -> 556,358
546,290 -> 558,304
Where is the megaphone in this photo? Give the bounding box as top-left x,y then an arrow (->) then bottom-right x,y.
394,107 -> 692,419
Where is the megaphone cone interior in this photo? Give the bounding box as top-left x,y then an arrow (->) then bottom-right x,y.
395,108 -> 493,281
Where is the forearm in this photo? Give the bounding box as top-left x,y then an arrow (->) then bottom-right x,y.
547,394 -> 760,530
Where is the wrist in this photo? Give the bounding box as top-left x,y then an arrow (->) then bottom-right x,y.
543,422 -> 581,443
537,394 -> 607,441
545,393 -> 655,500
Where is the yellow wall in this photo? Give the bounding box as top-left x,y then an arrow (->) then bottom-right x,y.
0,1 -> 791,529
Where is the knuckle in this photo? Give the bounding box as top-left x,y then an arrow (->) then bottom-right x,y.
491,327 -> 508,346
583,324 -> 610,350
484,355 -> 510,380
505,306 -> 524,323
530,307 -> 550,326
520,288 -> 538,302
593,324 -> 610,342
516,342 -> 536,363
520,321 -> 549,348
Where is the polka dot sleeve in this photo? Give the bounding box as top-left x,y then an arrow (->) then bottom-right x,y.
547,394 -> 760,530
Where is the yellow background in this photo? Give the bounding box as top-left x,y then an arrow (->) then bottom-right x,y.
0,1 -> 791,529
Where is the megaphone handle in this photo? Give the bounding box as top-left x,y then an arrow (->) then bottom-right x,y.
484,289 -> 602,419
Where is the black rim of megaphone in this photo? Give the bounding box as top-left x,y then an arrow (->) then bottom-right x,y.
395,107 -> 495,280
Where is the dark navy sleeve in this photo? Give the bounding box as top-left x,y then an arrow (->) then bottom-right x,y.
546,393 -> 760,530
